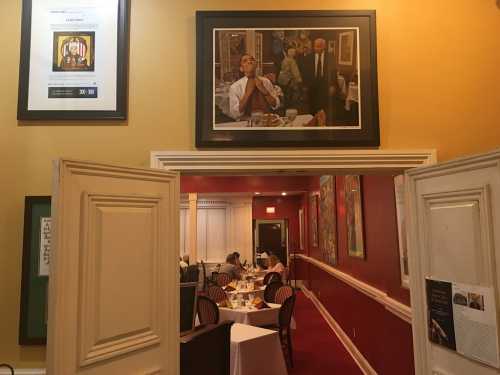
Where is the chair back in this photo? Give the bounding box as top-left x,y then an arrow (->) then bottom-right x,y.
207,285 -> 227,303
180,321 -> 233,375
185,264 -> 200,283
200,260 -> 208,292
264,280 -> 283,303
216,272 -> 232,287
263,271 -> 281,285
197,295 -> 219,325
275,285 -> 294,305
278,294 -> 296,329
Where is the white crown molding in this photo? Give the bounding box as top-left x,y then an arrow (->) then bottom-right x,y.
301,284 -> 377,375
406,147 -> 500,179
150,149 -> 437,174
0,370 -> 45,375
293,254 -> 412,323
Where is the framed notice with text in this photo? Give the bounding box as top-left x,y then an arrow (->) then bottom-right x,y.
17,0 -> 130,120
19,196 -> 51,345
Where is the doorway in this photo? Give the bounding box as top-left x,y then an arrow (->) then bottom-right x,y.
254,219 -> 288,266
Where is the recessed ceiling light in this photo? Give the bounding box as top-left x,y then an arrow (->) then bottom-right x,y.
281,192 -> 287,196
254,192 -> 261,195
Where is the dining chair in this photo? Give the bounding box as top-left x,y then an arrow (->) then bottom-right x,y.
263,271 -> 281,285
207,285 -> 227,304
275,285 -> 294,305
197,295 -> 220,325
278,294 -> 296,368
264,280 -> 283,303
200,260 -> 209,292
216,272 -> 232,287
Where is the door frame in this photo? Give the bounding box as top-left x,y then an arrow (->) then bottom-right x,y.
151,148 -> 436,372
406,149 -> 500,374
151,149 -> 436,175
254,218 -> 289,265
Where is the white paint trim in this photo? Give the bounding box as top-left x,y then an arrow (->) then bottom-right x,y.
150,149 -> 437,174
293,254 -> 412,323
301,284 -> 377,375
0,370 -> 45,375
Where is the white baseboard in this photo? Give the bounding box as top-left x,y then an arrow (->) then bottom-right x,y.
0,369 -> 45,375
300,284 -> 378,375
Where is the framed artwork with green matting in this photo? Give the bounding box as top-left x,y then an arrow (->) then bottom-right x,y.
19,196 -> 51,345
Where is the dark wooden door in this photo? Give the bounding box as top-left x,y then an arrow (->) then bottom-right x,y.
258,223 -> 285,264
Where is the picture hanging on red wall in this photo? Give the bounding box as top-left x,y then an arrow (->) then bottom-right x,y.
319,175 -> 337,265
345,175 -> 365,258
308,194 -> 319,247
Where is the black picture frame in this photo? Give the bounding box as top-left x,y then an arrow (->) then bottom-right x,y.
196,10 -> 379,148
19,196 -> 51,345
17,0 -> 130,121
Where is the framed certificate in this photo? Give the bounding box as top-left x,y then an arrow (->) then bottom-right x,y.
17,0 -> 130,120
19,196 -> 51,345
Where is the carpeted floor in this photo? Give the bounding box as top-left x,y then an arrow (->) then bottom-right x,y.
288,291 -> 363,375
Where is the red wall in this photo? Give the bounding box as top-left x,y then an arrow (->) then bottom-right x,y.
307,263 -> 415,375
181,175 -> 311,193
292,175 -> 414,374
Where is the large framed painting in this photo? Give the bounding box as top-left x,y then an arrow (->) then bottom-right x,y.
19,196 -> 51,345
196,10 -> 379,147
309,194 -> 319,247
344,175 -> 365,258
17,0 -> 130,120
319,176 -> 337,265
394,174 -> 409,288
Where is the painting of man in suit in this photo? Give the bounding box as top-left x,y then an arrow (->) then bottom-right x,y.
301,38 -> 337,122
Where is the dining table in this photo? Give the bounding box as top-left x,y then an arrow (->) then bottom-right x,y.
219,301 -> 297,329
219,302 -> 281,327
230,323 -> 288,375
225,285 -> 266,300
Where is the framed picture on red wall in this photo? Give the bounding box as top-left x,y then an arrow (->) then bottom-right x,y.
319,176 -> 337,265
309,194 -> 319,247
345,175 -> 365,258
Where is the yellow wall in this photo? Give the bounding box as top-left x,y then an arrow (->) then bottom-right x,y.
0,0 -> 499,367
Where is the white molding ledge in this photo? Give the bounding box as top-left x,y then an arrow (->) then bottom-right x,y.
293,254 -> 412,324
301,284 -> 377,375
0,370 -> 45,375
150,150 -> 437,174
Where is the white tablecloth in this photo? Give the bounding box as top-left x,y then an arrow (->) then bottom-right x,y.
231,323 -> 288,375
220,303 -> 281,327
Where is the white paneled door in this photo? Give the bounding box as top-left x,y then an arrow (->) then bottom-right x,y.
407,150 -> 500,375
47,159 -> 179,375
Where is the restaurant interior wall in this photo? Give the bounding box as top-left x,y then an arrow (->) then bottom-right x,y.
293,174 -> 414,374
1,0 -> 499,368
